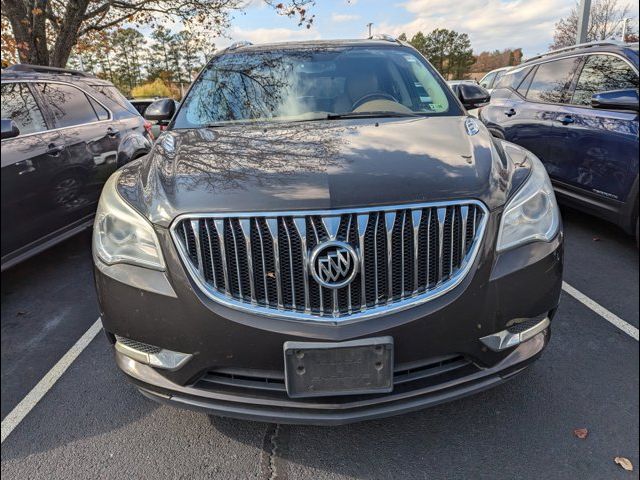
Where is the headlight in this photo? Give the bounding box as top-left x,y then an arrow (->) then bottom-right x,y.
93,172 -> 165,270
496,151 -> 560,252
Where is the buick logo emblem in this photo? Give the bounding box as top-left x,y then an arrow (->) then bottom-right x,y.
310,240 -> 359,289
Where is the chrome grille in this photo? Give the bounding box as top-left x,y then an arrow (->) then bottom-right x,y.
171,201 -> 487,323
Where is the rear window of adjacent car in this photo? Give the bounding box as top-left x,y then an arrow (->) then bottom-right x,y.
494,66 -> 533,91
89,84 -> 139,115
480,71 -> 496,89
570,54 -> 639,106
35,83 -> 109,128
524,57 -> 581,103
1,82 -> 48,136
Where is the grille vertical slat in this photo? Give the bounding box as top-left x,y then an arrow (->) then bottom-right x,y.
357,214 -> 369,309
265,219 -> 283,309
173,202 -> 486,321
239,219 -> 256,303
411,209 -> 422,293
384,212 -> 395,303
292,218 -> 310,313
436,208 -> 446,284
213,219 -> 230,295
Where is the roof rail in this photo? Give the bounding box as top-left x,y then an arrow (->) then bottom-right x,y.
4,63 -> 91,77
368,33 -> 399,43
525,39 -> 628,62
226,41 -> 253,51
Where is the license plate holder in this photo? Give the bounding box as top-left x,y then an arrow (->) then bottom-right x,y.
283,337 -> 394,398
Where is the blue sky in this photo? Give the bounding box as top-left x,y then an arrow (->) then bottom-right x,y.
206,0 -> 639,57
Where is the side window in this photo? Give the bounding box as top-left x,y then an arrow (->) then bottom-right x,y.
35,83 -> 100,128
0,83 -> 48,136
480,71 -> 496,89
88,96 -> 109,120
525,58 -> 580,104
517,67 -> 536,97
496,66 -> 533,91
570,55 -> 639,106
492,70 -> 506,88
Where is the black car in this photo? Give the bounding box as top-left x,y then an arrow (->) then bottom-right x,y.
1,64 -> 153,270
93,38 -> 563,424
479,41 -> 639,239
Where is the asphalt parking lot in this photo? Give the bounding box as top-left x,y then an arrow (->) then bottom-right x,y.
1,206 -> 638,479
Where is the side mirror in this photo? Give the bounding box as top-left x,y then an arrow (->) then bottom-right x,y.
591,89 -> 639,112
458,83 -> 491,110
144,99 -> 176,122
1,119 -> 20,140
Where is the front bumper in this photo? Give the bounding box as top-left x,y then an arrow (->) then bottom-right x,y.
96,214 -> 563,425
118,330 -> 548,425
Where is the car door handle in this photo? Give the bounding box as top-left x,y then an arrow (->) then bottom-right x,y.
556,114 -> 574,125
107,127 -> 120,137
504,108 -> 516,117
46,144 -> 65,157
17,159 -> 35,175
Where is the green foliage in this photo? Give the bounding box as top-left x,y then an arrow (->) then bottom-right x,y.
408,28 -> 475,80
67,25 -> 215,97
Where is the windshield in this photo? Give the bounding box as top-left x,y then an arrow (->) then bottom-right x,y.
173,46 -> 460,127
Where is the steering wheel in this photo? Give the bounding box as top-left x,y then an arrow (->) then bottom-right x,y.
352,92 -> 399,111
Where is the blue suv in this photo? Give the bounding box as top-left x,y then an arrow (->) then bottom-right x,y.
480,41 -> 639,240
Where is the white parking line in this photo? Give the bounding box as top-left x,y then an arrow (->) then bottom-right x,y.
562,282 -> 639,341
0,318 -> 102,444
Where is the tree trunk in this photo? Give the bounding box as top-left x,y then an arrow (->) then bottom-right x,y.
49,0 -> 91,67
3,0 -> 49,65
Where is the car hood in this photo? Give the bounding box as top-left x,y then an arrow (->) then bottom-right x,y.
118,116 -> 521,227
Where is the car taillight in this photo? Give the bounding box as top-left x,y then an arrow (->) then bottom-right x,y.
143,121 -> 154,140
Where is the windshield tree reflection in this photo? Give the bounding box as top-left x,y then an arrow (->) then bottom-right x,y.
173,47 -> 458,128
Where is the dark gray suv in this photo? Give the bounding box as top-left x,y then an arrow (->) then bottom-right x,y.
93,38 -> 563,424
1,65 -> 153,270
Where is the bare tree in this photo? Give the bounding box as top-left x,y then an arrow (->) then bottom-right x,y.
0,0 -> 314,68
550,0 -> 637,49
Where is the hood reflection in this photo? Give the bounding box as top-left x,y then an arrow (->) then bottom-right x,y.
118,116 -> 513,227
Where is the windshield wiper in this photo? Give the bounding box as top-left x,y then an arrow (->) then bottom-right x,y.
326,111 -> 422,120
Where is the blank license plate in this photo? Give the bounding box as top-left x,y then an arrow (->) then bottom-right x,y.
283,337 -> 394,398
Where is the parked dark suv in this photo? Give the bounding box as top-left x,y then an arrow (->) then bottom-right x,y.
1,65 -> 153,270
94,38 -> 563,424
480,41 -> 639,239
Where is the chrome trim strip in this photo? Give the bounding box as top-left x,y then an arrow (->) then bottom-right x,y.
292,218 -> 310,313
169,200 -> 489,325
213,219 -> 230,295
239,219 -> 256,304
115,338 -> 192,371
265,218 -> 283,309
190,220 -> 204,277
436,208 -> 446,284
412,209 -> 422,292
357,214 -> 369,309
479,317 -> 550,352
384,211 -> 396,301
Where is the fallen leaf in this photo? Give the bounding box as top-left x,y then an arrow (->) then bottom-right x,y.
614,457 -> 633,471
592,236 -> 601,242
266,272 -> 276,279
573,428 -> 588,439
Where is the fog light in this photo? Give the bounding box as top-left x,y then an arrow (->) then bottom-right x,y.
479,316 -> 550,352
114,335 -> 192,370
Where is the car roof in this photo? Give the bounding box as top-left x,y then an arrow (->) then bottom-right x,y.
522,41 -> 639,66
1,64 -> 114,86
220,38 -> 409,54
